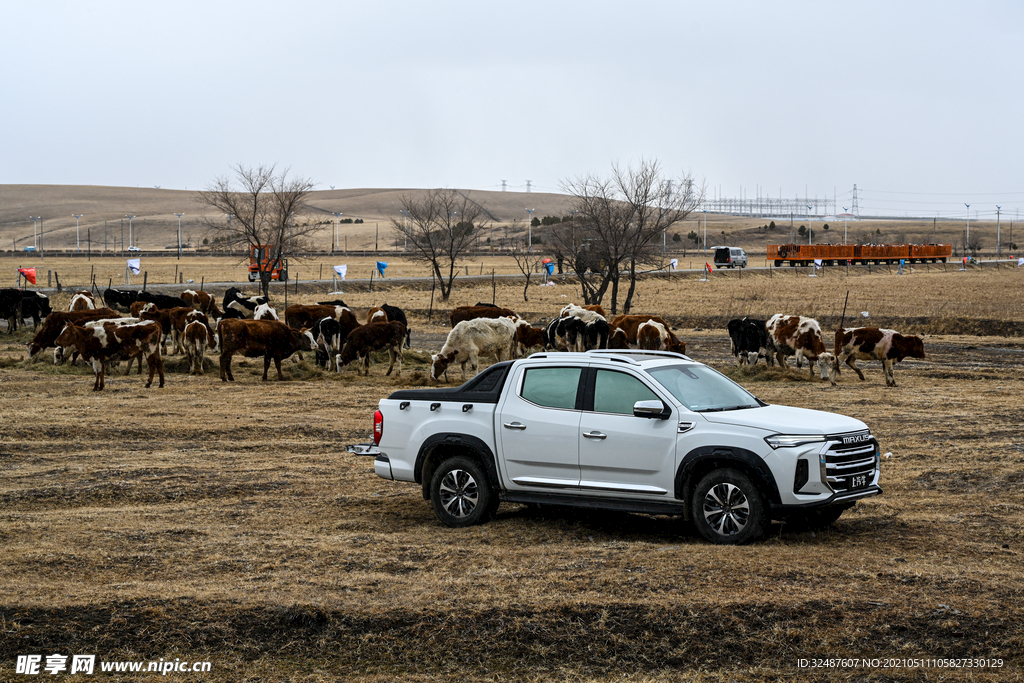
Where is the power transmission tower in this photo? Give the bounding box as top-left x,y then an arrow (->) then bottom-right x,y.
851,184 -> 860,219
526,180 -> 532,193
501,180 -> 507,192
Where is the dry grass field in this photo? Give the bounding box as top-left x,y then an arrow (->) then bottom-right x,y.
1,264 -> 1022,681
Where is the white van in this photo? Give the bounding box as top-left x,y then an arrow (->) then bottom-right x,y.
713,246 -> 748,268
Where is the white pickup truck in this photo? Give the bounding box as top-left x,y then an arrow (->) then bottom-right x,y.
372,350 -> 881,544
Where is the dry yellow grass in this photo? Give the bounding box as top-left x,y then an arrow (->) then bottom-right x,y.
0,267 -> 1022,681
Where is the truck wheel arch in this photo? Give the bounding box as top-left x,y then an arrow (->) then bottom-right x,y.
676,446 -> 781,517
415,433 -> 501,501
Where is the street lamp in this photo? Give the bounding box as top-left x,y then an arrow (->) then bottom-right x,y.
807,205 -> 813,245
965,203 -> 971,252
526,208 -> 535,251
125,215 -> 136,248
72,214 -> 83,252
30,216 -> 41,250
996,205 -> 1001,255
702,208 -> 707,253
174,213 -> 185,259
332,212 -> 343,253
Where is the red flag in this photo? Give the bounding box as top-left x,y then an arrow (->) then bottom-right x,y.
705,262 -> 713,273
18,267 -> 36,284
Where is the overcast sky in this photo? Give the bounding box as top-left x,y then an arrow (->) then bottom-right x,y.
4,1 -> 1022,219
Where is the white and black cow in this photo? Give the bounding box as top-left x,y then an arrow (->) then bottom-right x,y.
223,287 -> 269,318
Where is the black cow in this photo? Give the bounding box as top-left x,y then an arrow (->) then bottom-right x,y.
728,317 -> 772,366
0,289 -> 23,333
19,292 -> 52,330
312,316 -> 343,370
103,288 -> 140,312
474,302 -> 500,308
137,291 -> 186,310
581,318 -> 610,351
317,299 -> 349,307
380,303 -> 411,348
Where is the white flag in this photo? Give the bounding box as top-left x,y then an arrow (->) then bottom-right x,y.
126,258 -> 141,274
669,259 -> 678,270
333,264 -> 348,279
814,259 -> 823,269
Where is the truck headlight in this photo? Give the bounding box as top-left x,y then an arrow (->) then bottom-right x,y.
765,434 -> 827,450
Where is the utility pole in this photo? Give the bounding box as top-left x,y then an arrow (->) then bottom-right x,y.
996,205 -> 1001,255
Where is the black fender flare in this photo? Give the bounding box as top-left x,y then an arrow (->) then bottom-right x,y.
414,432 -> 501,498
676,446 -> 782,512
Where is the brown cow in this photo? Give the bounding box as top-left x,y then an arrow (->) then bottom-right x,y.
54,320 -> 165,391
835,327 -> 925,387
218,318 -> 317,382
366,306 -> 387,324
339,321 -> 406,376
449,305 -> 516,328
766,314 -> 835,384
28,308 -> 120,357
608,326 -> 630,349
515,324 -> 546,357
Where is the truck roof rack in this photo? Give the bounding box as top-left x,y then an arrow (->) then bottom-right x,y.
526,349 -> 691,365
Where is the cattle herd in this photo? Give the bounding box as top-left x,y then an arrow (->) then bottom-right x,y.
2,284 -> 927,391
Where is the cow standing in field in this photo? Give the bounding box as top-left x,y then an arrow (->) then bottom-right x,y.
137,291 -> 187,310
217,318 -> 317,382
312,316 -> 344,371
168,308 -> 216,355
637,320 -> 686,354
834,327 -> 925,387
727,318 -> 772,366
27,308 -> 119,357
68,291 -> 97,311
431,317 -> 517,380
380,303 -> 411,348
338,321 -> 406,376
449,305 -> 516,328
103,288 -> 139,313
254,303 -> 279,321
54,320 -> 165,391
610,314 -> 675,345
223,287 -> 268,318
766,314 -> 836,385
181,289 -> 216,314
182,320 -> 216,375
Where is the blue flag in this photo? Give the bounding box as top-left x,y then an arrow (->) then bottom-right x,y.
376,261 -> 388,277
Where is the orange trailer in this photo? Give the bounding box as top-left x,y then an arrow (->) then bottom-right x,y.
767,243 -> 951,267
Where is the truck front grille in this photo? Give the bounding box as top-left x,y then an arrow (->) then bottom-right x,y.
823,442 -> 877,491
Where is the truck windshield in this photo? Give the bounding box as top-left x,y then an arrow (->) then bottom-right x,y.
647,364 -> 763,413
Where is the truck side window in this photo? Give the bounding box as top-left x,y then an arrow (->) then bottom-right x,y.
520,367 -> 581,410
592,370 -> 659,415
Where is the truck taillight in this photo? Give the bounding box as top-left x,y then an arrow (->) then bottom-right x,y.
373,409 -> 383,445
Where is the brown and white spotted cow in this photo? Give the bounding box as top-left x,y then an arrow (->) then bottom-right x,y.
182,320 -> 216,375
68,291 -> 97,311
53,319 -> 165,391
834,327 -> 925,387
181,289 -> 216,314
636,320 -> 687,355
338,321 -> 406,376
610,314 -> 674,345
27,308 -> 120,358
217,318 -> 317,382
766,314 -> 836,385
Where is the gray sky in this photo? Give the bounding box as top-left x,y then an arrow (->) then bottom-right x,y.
4,1 -> 1023,220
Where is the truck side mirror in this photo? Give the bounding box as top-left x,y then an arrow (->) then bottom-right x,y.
633,400 -> 670,419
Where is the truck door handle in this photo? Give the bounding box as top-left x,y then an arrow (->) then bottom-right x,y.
503,422 -> 527,430
583,431 -> 607,440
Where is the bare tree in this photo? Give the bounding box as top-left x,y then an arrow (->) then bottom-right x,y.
554,160 -> 704,314
390,189 -> 484,301
196,164 -> 320,297
510,247 -> 546,302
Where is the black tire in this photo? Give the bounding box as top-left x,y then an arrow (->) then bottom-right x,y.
786,505 -> 848,531
691,468 -> 768,545
430,456 -> 496,528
